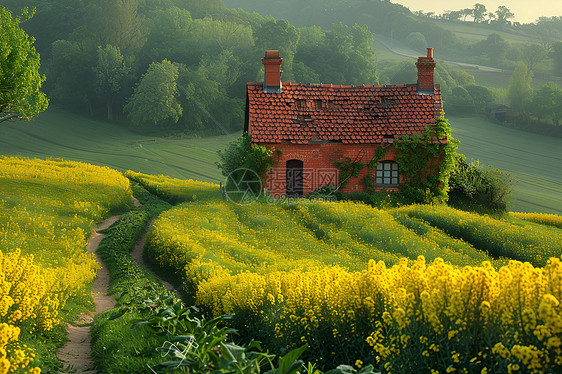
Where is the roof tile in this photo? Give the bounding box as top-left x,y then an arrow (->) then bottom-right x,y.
247,82 -> 441,144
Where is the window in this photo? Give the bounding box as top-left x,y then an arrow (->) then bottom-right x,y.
376,161 -> 399,185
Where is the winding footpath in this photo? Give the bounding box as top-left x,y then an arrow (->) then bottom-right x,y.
57,215 -> 121,373
57,196 -> 180,373
130,220 -> 182,301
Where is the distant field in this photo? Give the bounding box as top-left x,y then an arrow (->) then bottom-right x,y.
430,19 -> 540,44
467,68 -> 562,90
449,115 -> 562,215
0,109 -> 238,183
374,35 -> 562,90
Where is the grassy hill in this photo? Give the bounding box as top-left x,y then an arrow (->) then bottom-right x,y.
450,115 -> 562,215
430,18 -> 540,44
0,109 -> 237,183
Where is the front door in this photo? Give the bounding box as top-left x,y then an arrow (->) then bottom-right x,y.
286,159 -> 303,196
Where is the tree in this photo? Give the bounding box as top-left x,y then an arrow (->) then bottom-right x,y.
528,82 -> 562,124
94,45 -> 131,121
472,3 -> 487,23
46,40 -> 95,111
406,32 -> 428,52
449,156 -> 512,214
521,44 -> 548,73
86,0 -> 146,57
446,87 -> 475,114
179,0 -> 224,18
295,23 -> 378,85
473,3 -> 487,23
449,69 -> 475,86
176,63 -> 243,132
0,6 -> 48,123
217,134 -> 274,198
464,84 -> 494,112
495,6 -> 514,25
387,61 -> 417,84
253,19 -> 300,79
444,10 -> 462,21
532,17 -> 561,51
479,33 -> 509,65
461,8 -> 473,22
508,61 -> 533,117
552,41 -> 562,77
125,60 -> 182,127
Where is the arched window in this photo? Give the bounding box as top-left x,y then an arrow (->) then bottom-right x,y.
286,159 -> 303,196
376,161 -> 399,185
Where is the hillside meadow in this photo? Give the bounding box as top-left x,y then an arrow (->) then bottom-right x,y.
0,156 -> 132,371
132,172 -> 562,372
449,115 -> 562,215
0,109 -> 236,183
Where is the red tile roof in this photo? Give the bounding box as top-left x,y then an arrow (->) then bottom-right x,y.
246,82 -> 442,144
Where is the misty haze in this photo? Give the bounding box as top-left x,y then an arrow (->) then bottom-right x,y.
1,1 -> 561,373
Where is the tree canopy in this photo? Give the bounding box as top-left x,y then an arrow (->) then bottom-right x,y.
508,61 -> 533,116
0,6 -> 48,123
124,59 -> 182,127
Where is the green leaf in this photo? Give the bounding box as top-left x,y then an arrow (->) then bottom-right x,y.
325,365 -> 355,374
277,344 -> 307,374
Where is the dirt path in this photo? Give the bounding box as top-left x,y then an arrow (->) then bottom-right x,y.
57,215 -> 121,373
131,219 -> 182,300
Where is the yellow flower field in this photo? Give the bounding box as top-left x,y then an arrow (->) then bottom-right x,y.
0,156 -> 132,371
142,177 -> 562,372
510,212 -> 562,229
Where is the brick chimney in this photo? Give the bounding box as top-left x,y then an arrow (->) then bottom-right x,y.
262,50 -> 283,93
416,48 -> 436,94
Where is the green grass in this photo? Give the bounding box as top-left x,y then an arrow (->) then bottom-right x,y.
126,170 -> 220,204
0,108 -> 239,183
90,184 -> 176,373
431,19 -> 540,45
449,115 -> 562,215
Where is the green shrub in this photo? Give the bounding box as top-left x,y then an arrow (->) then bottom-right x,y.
448,156 -> 512,214
217,134 -> 274,177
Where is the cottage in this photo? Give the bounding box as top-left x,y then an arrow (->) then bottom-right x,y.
245,49 -> 443,197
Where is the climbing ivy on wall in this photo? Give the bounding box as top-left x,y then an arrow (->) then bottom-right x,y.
368,146 -> 389,170
333,158 -> 365,189
331,118 -> 457,202
394,116 -> 459,202
333,146 -> 388,191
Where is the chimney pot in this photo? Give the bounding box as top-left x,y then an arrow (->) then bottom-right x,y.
427,47 -> 433,58
265,50 -> 280,59
262,50 -> 283,93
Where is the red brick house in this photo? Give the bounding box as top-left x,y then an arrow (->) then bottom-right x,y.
245,49 -> 442,197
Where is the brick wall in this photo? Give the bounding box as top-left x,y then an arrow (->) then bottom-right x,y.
260,142 -> 403,197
